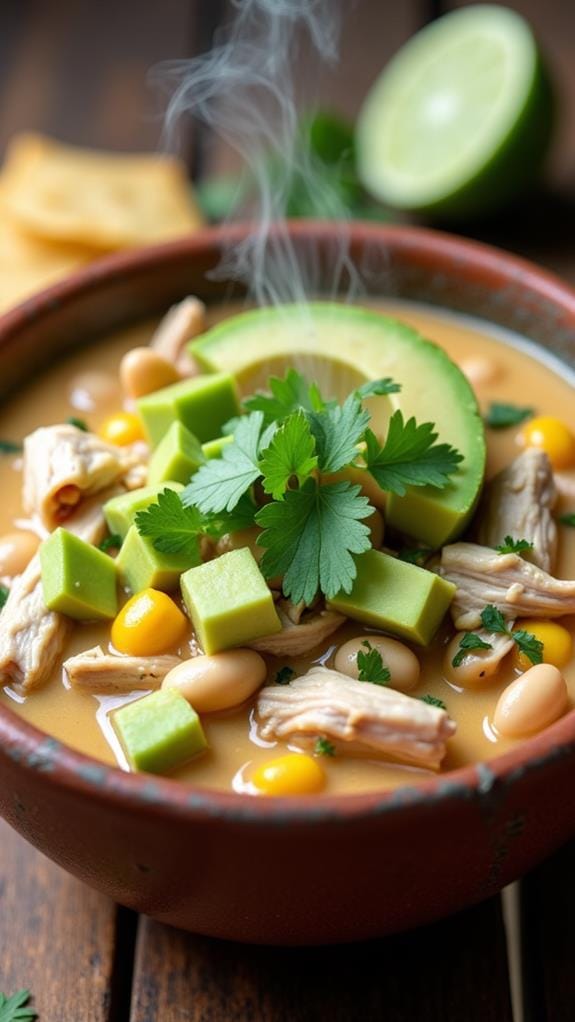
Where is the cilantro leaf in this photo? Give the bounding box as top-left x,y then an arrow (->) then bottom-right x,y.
480,605 -> 509,634
183,411 -> 264,513
199,493 -> 257,538
315,736 -> 336,756
259,411 -> 318,500
398,546 -> 432,565
256,479 -> 372,605
485,403 -> 534,429
275,666 -> 295,685
0,989 -> 37,1021
495,535 -> 534,556
420,694 -> 447,710
513,629 -> 544,665
308,394 -> 370,473
0,585 -> 9,610
452,632 -> 492,668
363,413 -> 463,496
135,488 -> 204,557
357,640 -> 391,685
0,440 -> 22,454
559,513 -> 575,527
355,378 -> 401,400
66,416 -> 88,431
98,533 -> 122,553
243,368 -> 324,425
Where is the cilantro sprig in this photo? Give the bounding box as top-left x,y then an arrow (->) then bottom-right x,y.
357,640 -> 391,685
480,605 -> 543,665
315,736 -> 336,756
136,487 -> 256,556
495,535 -> 534,556
420,694 -> 447,710
485,403 -> 534,429
0,585 -> 9,610
452,632 -> 492,668
363,413 -> 463,495
0,989 -> 37,1021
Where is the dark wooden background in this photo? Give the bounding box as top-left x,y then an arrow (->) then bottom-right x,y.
1,1 -> 575,1019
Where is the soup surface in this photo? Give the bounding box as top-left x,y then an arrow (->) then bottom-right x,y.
1,299 -> 575,794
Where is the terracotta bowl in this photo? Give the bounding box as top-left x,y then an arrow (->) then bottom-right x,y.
1,223 -> 575,945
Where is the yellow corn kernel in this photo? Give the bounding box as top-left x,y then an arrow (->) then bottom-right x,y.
518,416 -> 575,470
251,753 -> 326,796
514,619 -> 573,671
99,411 -> 145,446
112,588 -> 188,656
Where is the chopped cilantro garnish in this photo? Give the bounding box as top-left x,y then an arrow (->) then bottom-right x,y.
307,394 -> 370,473
480,604 -> 543,665
485,403 -> 534,429
0,585 -> 9,610
98,534 -> 122,554
136,487 -> 256,556
559,513 -> 575,527
0,989 -> 37,1021
357,640 -> 391,685
363,413 -> 463,496
398,546 -> 432,565
495,535 -> 534,556
420,694 -> 447,710
452,632 -> 492,668
0,440 -> 22,454
259,411 -> 318,500
183,411 -> 265,513
66,416 -> 88,431
355,378 -> 401,400
275,666 -> 295,685
315,736 -> 336,757
243,367 -> 324,425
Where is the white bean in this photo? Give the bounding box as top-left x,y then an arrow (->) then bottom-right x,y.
334,635 -> 420,692
120,347 -> 180,399
0,531 -> 40,577
162,649 -> 267,712
493,663 -> 568,738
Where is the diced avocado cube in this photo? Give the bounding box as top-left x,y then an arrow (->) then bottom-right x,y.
327,549 -> 455,646
137,372 -> 240,447
117,525 -> 200,594
103,482 -> 183,540
40,527 -> 117,621
114,689 -> 207,774
180,547 -> 281,654
201,434 -> 234,460
148,422 -> 204,486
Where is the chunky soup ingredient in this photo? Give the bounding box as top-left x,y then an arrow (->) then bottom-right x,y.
493,663 -> 568,738
162,649 -> 267,713
147,422 -> 204,487
149,295 -> 205,375
120,347 -> 181,400
103,482 -> 183,540
257,667 -> 456,770
64,645 -> 181,694
250,753 -> 326,796
0,531 -> 40,578
180,548 -> 281,655
334,635 -> 420,691
519,416 -> 575,470
117,525 -> 200,595
40,527 -> 118,620
137,372 -> 240,447
512,619 -> 573,671
248,602 -> 345,657
111,588 -> 188,656
114,688 -> 207,774
98,411 -> 145,447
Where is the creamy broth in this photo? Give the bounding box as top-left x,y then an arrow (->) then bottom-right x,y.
2,301 -> 575,795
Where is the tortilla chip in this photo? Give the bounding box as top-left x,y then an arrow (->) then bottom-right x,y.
1,134 -> 203,249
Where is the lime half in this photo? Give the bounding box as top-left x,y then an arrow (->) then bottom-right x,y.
356,5 -> 552,218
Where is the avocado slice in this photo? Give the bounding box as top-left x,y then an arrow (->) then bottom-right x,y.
190,304 -> 485,546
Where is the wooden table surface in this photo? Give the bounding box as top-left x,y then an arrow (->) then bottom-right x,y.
1,1 -> 575,1019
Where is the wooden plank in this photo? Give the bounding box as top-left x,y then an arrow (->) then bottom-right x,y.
0,819 -> 135,1022
519,840 -> 575,1022
130,897 -> 512,1022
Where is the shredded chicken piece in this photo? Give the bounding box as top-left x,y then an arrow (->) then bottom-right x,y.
249,605 -> 344,656
63,645 -> 181,694
0,494 -> 110,694
23,424 -> 141,529
257,666 -> 456,770
149,296 -> 205,375
440,542 -> 575,630
478,450 -> 557,572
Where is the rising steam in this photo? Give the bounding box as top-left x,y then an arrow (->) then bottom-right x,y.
152,0 -> 365,310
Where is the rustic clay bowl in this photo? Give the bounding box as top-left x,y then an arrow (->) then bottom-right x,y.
0,223 -> 574,945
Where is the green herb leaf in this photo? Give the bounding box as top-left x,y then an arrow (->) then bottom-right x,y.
256,479 -> 372,605
135,488 -> 203,557
398,547 -> 433,565
98,534 -> 122,553
0,585 -> 9,610
364,413 -> 463,496
420,694 -> 447,710
513,629 -> 544,665
452,632 -> 492,668
66,416 -> 88,432
480,605 -> 509,634
355,378 -> 401,400
357,640 -> 391,685
199,493 -> 258,539
0,440 -> 22,454
495,535 -> 534,556
559,513 -> 575,527
183,412 -> 265,513
308,394 -> 370,473
485,403 -> 534,429
0,989 -> 37,1022
315,736 -> 336,757
275,666 -> 295,686
243,369 -> 324,426
259,411 -> 318,500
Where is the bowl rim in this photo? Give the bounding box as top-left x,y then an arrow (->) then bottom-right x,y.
1,220 -> 575,825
